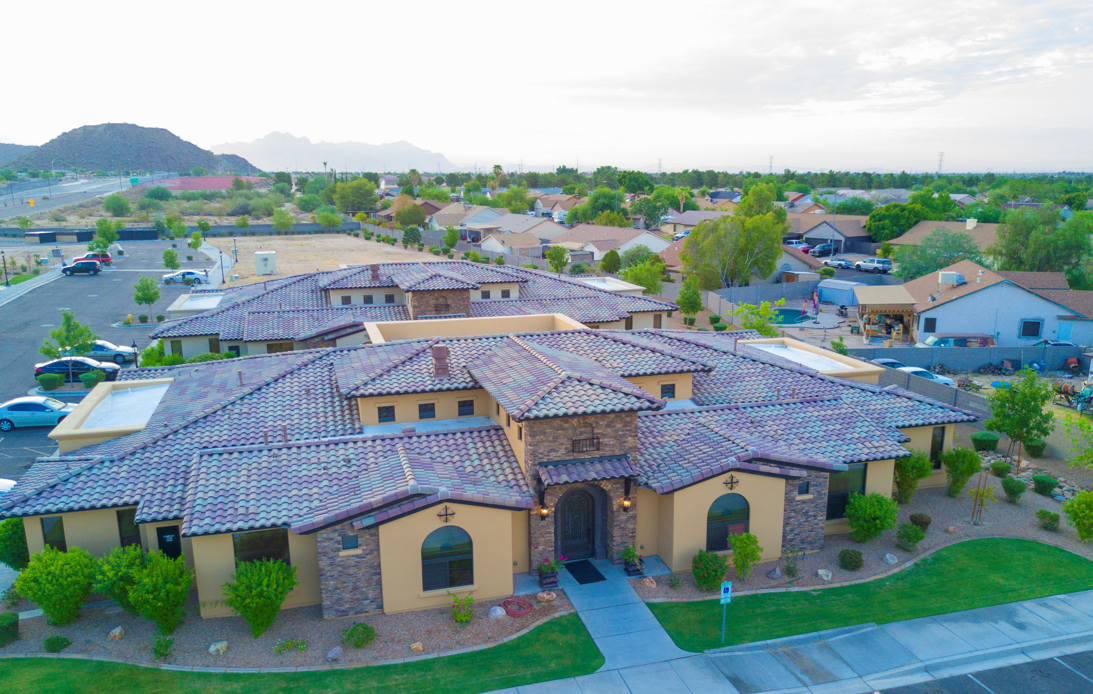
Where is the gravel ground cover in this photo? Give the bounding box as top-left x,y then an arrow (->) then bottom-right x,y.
633,472 -> 1091,603
5,590 -> 571,668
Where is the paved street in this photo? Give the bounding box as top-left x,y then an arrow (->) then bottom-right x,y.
0,239 -> 200,480
0,173 -> 175,220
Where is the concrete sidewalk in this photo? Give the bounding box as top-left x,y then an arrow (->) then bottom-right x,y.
489,589 -> 1093,694
0,268 -> 62,308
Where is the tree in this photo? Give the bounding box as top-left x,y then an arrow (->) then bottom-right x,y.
145,187 -> 173,201
14,216 -> 32,232
620,259 -> 664,296
89,218 -> 121,254
601,249 -> 621,274
893,228 -> 983,280
865,203 -> 927,242
677,275 -> 704,319
167,216 -> 187,239
103,193 -> 132,217
908,187 -> 958,220
402,227 -> 422,245
188,232 -> 202,252
231,177 -> 245,191
732,299 -> 785,337
464,180 -> 482,194
295,194 -> 322,213
984,367 -> 1054,462
826,197 -> 875,216
617,170 -> 653,194
443,226 -> 460,249
317,211 -> 343,231
680,210 -> 785,288
593,210 -> 630,227
234,215 -> 250,232
630,197 -> 669,231
545,246 -> 570,274
270,208 -> 294,233
195,218 -> 211,235
133,274 -> 160,312
565,186 -> 629,223
162,249 -> 180,271
728,533 -> 763,581
39,311 -> 99,381
395,204 -> 427,227
621,244 -> 654,269
844,492 -> 898,542
495,187 -> 532,213
331,178 -> 378,215
273,172 -> 292,187
894,450 -> 933,504
988,208 -> 1089,277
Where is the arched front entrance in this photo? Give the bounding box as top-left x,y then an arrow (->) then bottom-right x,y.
554,487 -> 607,560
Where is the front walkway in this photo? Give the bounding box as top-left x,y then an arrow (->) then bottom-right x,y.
489,589 -> 1093,693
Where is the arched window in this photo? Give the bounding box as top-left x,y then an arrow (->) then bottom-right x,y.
706,493 -> 749,552
421,526 -> 473,591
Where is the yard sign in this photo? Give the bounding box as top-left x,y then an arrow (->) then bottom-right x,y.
720,581 -> 732,643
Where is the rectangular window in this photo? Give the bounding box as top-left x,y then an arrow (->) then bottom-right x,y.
227,345 -> 241,356
572,436 -> 601,453
385,294 -> 395,304
41,516 -> 67,552
117,508 -> 141,548
1020,320 -> 1042,338
505,413 -> 511,427
418,403 -> 436,419
458,400 -> 474,416
625,316 -> 634,330
930,426 -> 945,470
170,340 -> 183,356
922,317 -> 937,333
341,535 -> 358,550
826,463 -> 867,520
654,314 -> 662,329
501,289 -> 511,299
481,290 -> 491,300
518,424 -> 523,441
496,403 -> 500,416
363,295 -> 374,305
341,295 -> 352,305
661,383 -> 676,399
232,529 -> 290,566
797,480 -> 811,496
208,337 -> 221,354
266,342 -> 294,353
377,405 -> 395,423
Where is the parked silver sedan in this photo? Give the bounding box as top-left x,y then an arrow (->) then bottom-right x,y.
0,396 -> 77,431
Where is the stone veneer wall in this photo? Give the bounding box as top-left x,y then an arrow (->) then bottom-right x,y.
409,289 -> 471,318
522,413 -> 639,488
527,480 -> 636,572
781,470 -> 829,553
316,521 -> 382,618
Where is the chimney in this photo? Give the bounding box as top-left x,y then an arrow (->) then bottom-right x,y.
432,344 -> 450,378
281,423 -> 288,441
966,218 -> 978,230
237,370 -> 243,386
370,264 -> 380,281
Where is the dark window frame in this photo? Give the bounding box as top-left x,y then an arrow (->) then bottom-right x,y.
826,463 -> 868,520
385,294 -> 395,304
797,480 -> 811,496
341,535 -> 359,551
232,528 -> 291,566
930,426 -> 945,470
1020,319 -> 1042,338
481,290 -> 491,300
340,295 -> 352,306
421,526 -> 473,592
117,508 -> 141,548
41,516 -> 67,552
572,436 -> 601,453
706,493 -> 749,552
501,289 -> 511,299
922,317 -> 937,333
377,405 -> 396,423
457,400 -> 475,417
660,383 -> 676,399
418,402 -> 436,419
363,295 -> 374,305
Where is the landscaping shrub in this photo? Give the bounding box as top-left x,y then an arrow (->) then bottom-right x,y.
138,314 -> 149,324
184,352 -> 236,364
896,522 -> 926,551
43,635 -> 72,653
1024,438 -> 1046,458
838,549 -> 863,571
909,513 -> 932,531
1033,474 -> 1059,496
728,533 -> 763,581
667,573 -> 682,589
1001,476 -> 1027,503
1062,490 -> 1093,541
1037,509 -> 1060,531
713,323 -> 727,332
153,635 -> 174,660
341,622 -> 377,648
222,558 -> 298,638
708,314 -> 721,325
0,519 -> 30,571
94,545 -> 146,615
129,551 -> 194,635
691,549 -> 728,591
990,461 -> 1012,477
15,547 -> 97,625
819,267 -> 836,278
79,371 -> 105,390
970,432 -> 1000,452
274,638 -> 308,655
845,492 -> 898,542
894,450 -> 933,504
448,591 -> 475,624
941,446 -> 982,497
156,314 -> 165,322
0,612 -> 18,648
36,373 -> 63,391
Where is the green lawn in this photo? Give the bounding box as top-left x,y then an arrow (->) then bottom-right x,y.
649,538 -> 1093,652
0,613 -> 602,694
7,274 -> 35,285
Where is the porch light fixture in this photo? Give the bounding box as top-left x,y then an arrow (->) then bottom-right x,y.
538,486 -> 549,521
621,478 -> 633,512
621,496 -> 632,511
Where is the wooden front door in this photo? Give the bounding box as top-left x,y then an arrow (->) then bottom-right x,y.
560,491 -> 595,560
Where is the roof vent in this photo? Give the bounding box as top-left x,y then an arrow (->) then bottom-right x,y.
370,264 -> 380,281
401,426 -> 416,434
432,344 -> 450,378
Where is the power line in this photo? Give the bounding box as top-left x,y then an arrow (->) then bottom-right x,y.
938,152 -> 944,175
769,156 -> 773,175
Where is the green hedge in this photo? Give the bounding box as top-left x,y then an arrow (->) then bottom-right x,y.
36,373 -> 63,391
1024,438 -> 1046,458
0,612 -> 17,648
969,432 -> 999,452
1033,474 -> 1059,496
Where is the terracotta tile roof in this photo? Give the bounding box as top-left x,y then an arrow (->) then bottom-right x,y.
241,307 -> 409,342
538,455 -> 641,486
659,238 -> 685,270
1030,290 -> 1093,319
889,220 -> 1000,251
551,225 -> 647,247
995,271 -> 1070,290
781,245 -> 824,269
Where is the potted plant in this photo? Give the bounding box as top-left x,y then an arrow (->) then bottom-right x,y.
537,555 -> 566,589
621,544 -> 644,577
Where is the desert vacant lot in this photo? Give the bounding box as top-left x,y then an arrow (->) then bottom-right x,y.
206,234 -> 448,286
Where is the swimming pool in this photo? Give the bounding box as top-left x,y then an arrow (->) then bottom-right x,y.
772,308 -> 814,325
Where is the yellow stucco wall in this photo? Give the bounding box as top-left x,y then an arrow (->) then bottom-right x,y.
475,283 -> 521,300
487,394 -> 525,469
378,503 -> 514,613
901,424 -> 954,489
326,288 -> 407,306
167,336 -> 220,360
511,511 -> 529,573
192,531 -> 321,618
635,488 -> 659,556
825,458 -> 897,535
138,520 -> 196,571
657,471 -> 786,573
625,374 -> 693,401
23,508 -> 125,558
357,389 -> 487,427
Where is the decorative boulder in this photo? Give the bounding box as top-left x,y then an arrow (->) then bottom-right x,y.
946,526 -> 957,535
410,641 -> 424,653
536,591 -> 557,603
108,627 -> 124,641
208,641 -> 229,656
488,606 -> 506,619
817,569 -> 832,582
640,576 -> 657,589
767,566 -> 782,580
325,646 -> 343,663
884,553 -> 898,566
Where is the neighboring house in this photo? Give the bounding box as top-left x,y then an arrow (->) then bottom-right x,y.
999,202 -> 1074,220
774,200 -> 826,214
376,199 -> 447,223
889,219 -> 1000,252
552,224 -> 671,261
544,197 -> 582,223
473,213 -> 569,242
662,210 -> 732,236
658,238 -> 687,282
428,204 -> 508,231
379,175 -> 400,191
799,220 -> 873,254
698,197 -> 737,211
902,259 -> 1093,345
2,321 -> 974,621
532,194 -> 577,218
479,231 -> 544,257
657,242 -> 822,285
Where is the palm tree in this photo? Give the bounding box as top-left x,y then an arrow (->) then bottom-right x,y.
492,165 -> 504,191
677,186 -> 690,212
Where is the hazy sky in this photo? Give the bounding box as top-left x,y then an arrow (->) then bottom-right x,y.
6,0 -> 1091,172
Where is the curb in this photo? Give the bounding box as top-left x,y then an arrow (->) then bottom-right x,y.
0,269 -> 63,307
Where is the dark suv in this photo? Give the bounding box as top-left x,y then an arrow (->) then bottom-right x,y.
61,259 -> 102,276
809,243 -> 839,257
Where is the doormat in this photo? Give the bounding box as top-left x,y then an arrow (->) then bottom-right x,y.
565,560 -> 606,585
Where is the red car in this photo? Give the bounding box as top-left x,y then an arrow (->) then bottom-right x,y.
74,252 -> 112,265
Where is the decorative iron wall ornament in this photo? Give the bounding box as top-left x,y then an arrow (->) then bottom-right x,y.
437,505 -> 456,523
723,474 -> 739,490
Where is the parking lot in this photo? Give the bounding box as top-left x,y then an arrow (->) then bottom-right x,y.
0,239 -> 197,481
885,651 -> 1093,693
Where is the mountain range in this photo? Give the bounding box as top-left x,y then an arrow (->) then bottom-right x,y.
0,143 -> 36,167
211,132 -> 457,173
5,123 -> 255,173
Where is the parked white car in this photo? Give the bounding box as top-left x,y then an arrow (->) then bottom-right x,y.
163,270 -> 208,285
63,339 -> 138,364
0,396 -> 77,431
897,366 -> 955,387
823,258 -> 853,269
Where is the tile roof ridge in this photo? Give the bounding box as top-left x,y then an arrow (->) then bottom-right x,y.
395,443 -> 419,491
639,329 -> 741,354
418,262 -> 480,286
343,339 -> 439,397
0,457 -> 106,510
595,331 -> 715,370
507,335 -> 569,419
196,424 -> 507,455
151,272 -> 320,336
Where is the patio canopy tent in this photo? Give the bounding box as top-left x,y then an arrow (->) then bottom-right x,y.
852,285 -> 917,344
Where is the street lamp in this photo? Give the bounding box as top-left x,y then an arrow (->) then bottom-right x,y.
132,340 -> 139,368
1,250 -> 8,287
603,180 -> 618,213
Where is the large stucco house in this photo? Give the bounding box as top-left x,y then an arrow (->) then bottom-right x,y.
2,317 -> 975,620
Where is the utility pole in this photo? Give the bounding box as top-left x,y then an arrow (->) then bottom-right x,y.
768,156 -> 773,175
658,158 -> 662,177
937,152 -> 944,175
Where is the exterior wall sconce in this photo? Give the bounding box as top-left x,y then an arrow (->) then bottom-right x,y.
538,486 -> 549,521
621,478 -> 633,512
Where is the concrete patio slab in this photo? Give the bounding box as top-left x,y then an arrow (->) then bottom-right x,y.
824,626 -> 918,677
579,602 -> 664,639
710,650 -> 804,693
619,661 -> 691,694
932,609 -> 1019,649
771,640 -> 859,685
670,656 -> 742,693
881,616 -> 977,661
594,627 -> 691,671
573,669 -> 630,694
